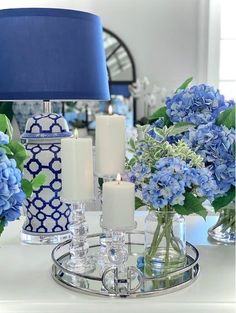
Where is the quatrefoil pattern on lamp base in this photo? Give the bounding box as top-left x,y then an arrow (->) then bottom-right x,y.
23,142 -> 71,234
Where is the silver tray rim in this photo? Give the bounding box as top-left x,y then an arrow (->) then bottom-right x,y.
51,231 -> 200,298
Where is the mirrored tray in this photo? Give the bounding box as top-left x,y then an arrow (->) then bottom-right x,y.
51,231 -> 200,298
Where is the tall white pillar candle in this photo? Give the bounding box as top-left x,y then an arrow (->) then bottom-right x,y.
95,114 -> 125,176
61,137 -> 94,203
102,179 -> 135,231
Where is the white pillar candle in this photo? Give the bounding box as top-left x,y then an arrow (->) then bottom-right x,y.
102,177 -> 135,231
61,137 -> 94,203
95,113 -> 125,176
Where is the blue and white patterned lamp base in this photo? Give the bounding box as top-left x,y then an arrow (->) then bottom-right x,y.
21,112 -> 72,245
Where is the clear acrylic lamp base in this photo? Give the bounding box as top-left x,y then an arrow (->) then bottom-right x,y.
21,229 -> 70,245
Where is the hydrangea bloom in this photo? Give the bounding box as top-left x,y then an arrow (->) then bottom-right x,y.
140,157 -> 217,209
127,163 -> 151,191
166,84 -> 227,125
188,167 -> 218,201
185,123 -> 235,194
0,146 -> 25,224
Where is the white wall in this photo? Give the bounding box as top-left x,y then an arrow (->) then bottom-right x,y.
0,0 -> 207,118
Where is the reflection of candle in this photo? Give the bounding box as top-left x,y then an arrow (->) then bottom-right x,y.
61,137 -> 94,202
108,104 -> 113,115
102,174 -> 135,230
95,113 -> 125,176
73,128 -> 79,138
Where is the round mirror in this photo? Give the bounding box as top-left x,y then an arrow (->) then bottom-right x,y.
104,28 -> 136,82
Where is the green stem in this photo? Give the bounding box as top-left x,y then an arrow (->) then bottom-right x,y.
213,209 -> 236,233
164,215 -> 171,265
170,230 -> 182,254
0,218 -> 5,236
212,216 -> 229,230
147,226 -> 166,260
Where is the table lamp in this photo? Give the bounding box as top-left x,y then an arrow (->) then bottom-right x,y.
0,8 -> 109,244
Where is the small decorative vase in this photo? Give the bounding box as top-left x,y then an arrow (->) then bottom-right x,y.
144,209 -> 186,277
21,113 -> 72,244
208,202 -> 235,244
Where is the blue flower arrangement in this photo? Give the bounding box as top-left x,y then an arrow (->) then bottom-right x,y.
127,122 -> 217,218
128,78 -> 235,265
148,78 -> 235,210
126,114 -> 219,271
0,114 -> 46,236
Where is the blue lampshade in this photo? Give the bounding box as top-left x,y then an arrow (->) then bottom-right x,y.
0,8 -> 110,101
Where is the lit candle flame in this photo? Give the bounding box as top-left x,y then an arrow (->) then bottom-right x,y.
108,105 -> 113,115
73,128 -> 79,139
117,173 -> 121,184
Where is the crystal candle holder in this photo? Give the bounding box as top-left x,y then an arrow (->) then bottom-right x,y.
65,201 -> 95,274
97,175 -> 115,268
102,224 -> 140,295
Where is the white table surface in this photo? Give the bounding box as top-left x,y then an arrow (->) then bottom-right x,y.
0,212 -> 235,313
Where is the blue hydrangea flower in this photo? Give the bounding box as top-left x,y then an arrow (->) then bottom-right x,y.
185,123 -> 235,194
188,167 -> 218,201
137,157 -> 218,209
135,141 -> 151,157
0,131 -> 9,145
127,163 -> 151,191
166,84 -> 228,125
0,147 -> 25,224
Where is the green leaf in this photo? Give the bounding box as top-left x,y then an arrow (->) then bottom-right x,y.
216,106 -> 235,129
168,122 -> 195,136
129,138 -> 136,150
174,191 -> 207,219
212,186 -> 235,212
8,140 -> 29,171
0,114 -> 13,139
135,196 -> 145,210
0,102 -> 13,121
176,77 -> 193,92
195,209 -> 208,220
127,157 -> 136,169
31,173 -> 47,189
148,106 -> 172,127
0,144 -> 14,156
21,179 -> 33,198
0,218 -> 6,235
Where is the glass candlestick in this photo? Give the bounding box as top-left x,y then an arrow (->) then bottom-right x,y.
108,231 -> 128,270
97,175 -> 115,268
65,202 -> 95,274
102,228 -> 141,295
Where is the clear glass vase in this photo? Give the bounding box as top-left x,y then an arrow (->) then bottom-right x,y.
208,203 -> 235,244
144,210 -> 186,277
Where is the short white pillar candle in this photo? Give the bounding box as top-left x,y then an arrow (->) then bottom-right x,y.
61,136 -> 94,203
95,112 -> 125,177
102,175 -> 135,231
